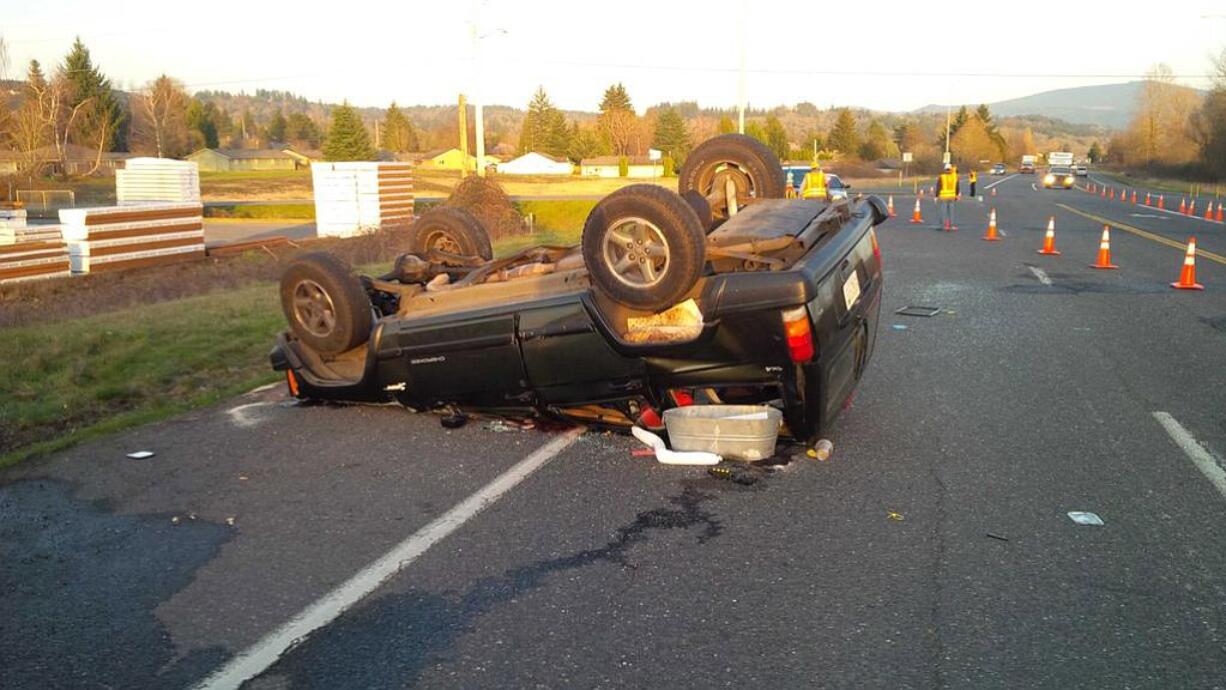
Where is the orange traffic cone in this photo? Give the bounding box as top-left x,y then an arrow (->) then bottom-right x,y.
1037,217 -> 1060,255
1101,186 -> 1106,198
991,187 -> 997,197
1180,197 -> 1187,214
983,208 -> 1001,241
1089,225 -> 1118,269
888,196 -> 896,217
1190,199 -> 1197,217
1109,188 -> 1115,200
1171,237 -> 1204,290
910,198 -> 923,224
1131,190 -> 1137,204
1158,194 -> 1165,210
1145,192 -> 1152,206
1216,202 -> 1224,222
1205,202 -> 1214,221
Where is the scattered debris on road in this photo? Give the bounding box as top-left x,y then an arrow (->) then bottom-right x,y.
806,439 -> 834,461
631,426 -> 720,465
126,451 -> 155,459
887,511 -> 905,521
891,324 -> 909,331
895,305 -> 942,317
1068,511 -> 1105,526
986,533 -> 1010,542
440,412 -> 468,429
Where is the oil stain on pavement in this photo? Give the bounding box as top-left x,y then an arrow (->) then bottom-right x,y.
0,479 -> 233,688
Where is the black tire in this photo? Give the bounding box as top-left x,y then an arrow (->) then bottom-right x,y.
581,184 -> 706,311
280,252 -> 372,356
677,134 -> 787,222
409,207 -> 493,260
681,189 -> 715,233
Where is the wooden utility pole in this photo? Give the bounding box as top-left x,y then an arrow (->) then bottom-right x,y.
458,93 -> 469,178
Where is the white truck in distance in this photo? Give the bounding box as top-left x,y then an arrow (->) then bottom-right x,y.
1047,152 -> 1074,167
1020,154 -> 1037,173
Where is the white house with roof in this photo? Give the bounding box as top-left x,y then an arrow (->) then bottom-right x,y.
496,152 -> 573,176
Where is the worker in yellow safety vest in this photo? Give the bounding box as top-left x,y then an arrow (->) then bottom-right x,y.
937,164 -> 960,230
800,163 -> 827,200
968,170 -> 977,197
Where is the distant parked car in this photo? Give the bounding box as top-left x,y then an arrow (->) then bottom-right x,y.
991,163 -> 1007,175
1074,164 -> 1088,176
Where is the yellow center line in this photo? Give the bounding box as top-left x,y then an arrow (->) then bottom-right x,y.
1056,203 -> 1226,266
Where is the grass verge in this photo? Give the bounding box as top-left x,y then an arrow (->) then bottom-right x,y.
1093,170 -> 1224,197
205,203 -> 316,220
0,283 -> 284,467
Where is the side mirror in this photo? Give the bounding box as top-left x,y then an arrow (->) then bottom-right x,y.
844,183 -> 852,189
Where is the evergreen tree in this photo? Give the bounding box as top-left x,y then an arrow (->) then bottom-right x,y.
652,107 -> 692,163
599,83 -> 633,113
598,82 -> 636,155
717,115 -> 736,134
764,114 -> 789,161
61,37 -> 123,150
323,102 -> 375,161
519,87 -> 570,157
1087,141 -> 1102,163
828,108 -> 860,156
567,123 -> 605,162
285,113 -> 321,149
383,102 -> 418,153
186,99 -> 218,148
267,108 -> 287,143
858,119 -> 893,161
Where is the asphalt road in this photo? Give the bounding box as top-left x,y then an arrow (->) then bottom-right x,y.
4,174 -> 1226,689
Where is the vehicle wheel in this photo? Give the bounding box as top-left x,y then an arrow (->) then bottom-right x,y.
409,207 -> 493,260
681,189 -> 715,233
280,252 -> 372,356
581,184 -> 706,311
677,134 -> 787,224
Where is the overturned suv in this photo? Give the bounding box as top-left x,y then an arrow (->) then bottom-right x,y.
272,135 -> 886,442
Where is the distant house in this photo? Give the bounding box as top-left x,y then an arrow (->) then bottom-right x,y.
186,148 -> 297,172
420,148 -> 501,172
0,144 -> 127,176
580,156 -> 664,179
497,152 -> 573,176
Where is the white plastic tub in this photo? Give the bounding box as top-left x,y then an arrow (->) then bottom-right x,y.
663,405 -> 782,462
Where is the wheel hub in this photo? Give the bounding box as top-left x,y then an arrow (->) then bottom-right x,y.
292,279 -> 337,338
601,217 -> 670,289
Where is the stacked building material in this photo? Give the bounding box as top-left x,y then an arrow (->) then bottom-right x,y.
311,162 -> 414,238
59,202 -> 205,274
0,209 -> 72,284
116,158 -> 201,205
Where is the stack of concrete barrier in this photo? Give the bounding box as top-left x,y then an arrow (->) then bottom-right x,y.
58,202 -> 205,274
0,208 -> 72,284
311,162 -> 414,238
116,158 -> 201,205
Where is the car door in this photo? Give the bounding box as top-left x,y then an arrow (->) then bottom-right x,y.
518,299 -> 647,404
381,312 -> 530,407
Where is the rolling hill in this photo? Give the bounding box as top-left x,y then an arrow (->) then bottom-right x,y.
916,81 -> 1204,129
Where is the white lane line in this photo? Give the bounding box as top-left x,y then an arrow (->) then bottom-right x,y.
1153,412 -> 1226,501
982,173 -> 1017,190
1030,183 -> 1038,192
193,426 -> 586,690
1027,265 -> 1052,286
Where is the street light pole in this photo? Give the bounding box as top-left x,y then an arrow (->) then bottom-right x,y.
471,0 -> 485,177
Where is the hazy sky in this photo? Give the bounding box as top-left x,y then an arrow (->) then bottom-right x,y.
3,0 -> 1224,113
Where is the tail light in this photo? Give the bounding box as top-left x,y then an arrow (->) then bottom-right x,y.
870,228 -> 881,266
781,306 -> 815,363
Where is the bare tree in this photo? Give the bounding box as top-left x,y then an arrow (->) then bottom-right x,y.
130,75 -> 189,158
599,109 -> 638,156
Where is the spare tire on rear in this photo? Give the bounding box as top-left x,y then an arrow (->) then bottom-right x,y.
280,252 -> 372,356
409,206 -> 493,260
677,134 -> 787,224
581,184 -> 707,311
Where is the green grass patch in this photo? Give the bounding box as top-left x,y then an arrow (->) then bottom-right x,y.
491,199 -> 591,255
1093,170 -> 1223,197
0,283 -> 285,467
205,203 -> 316,220
198,169 -> 312,183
